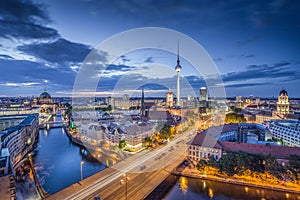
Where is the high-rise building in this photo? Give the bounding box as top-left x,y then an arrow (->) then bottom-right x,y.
166,91 -> 174,107
175,42 -> 182,107
141,87 -> 145,116
199,87 -> 208,101
277,89 -> 290,114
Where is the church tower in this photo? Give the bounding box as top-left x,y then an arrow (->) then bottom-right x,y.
277,89 -> 290,114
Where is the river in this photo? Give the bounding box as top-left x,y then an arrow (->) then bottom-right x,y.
165,176 -> 300,200
16,116 -> 106,199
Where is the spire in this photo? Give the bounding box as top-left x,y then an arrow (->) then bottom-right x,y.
141,87 -> 145,114
177,40 -> 180,65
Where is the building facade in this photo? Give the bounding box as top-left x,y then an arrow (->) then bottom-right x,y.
166,91 -> 174,108
199,87 -> 208,101
268,119 -> 300,147
277,89 -> 290,114
0,114 -> 39,166
188,133 -> 222,163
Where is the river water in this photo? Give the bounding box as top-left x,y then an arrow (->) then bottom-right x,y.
16,116 -> 106,199
32,127 -> 106,194
165,176 -> 300,200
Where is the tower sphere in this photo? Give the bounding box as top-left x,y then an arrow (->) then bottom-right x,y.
175,64 -> 182,72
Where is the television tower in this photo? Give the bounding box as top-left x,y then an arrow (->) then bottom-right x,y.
175,41 -> 182,107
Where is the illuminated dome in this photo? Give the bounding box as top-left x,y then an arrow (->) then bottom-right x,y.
39,89 -> 53,104
40,89 -> 51,99
279,89 -> 288,96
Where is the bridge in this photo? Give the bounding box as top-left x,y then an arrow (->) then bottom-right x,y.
39,121 -> 64,129
46,129 -> 194,200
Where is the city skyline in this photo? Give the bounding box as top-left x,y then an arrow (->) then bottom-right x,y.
0,0 -> 300,97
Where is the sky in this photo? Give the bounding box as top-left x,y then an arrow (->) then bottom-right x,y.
0,0 -> 299,98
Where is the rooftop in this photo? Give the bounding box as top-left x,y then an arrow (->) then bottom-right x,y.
219,141 -> 300,159
201,123 -> 238,138
190,133 -> 222,149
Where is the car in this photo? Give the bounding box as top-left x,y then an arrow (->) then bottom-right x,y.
94,195 -> 101,200
140,165 -> 146,170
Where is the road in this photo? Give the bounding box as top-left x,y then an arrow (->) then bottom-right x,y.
48,128 -> 195,200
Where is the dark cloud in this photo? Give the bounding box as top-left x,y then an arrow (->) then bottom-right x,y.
213,58 -> 223,62
18,38 -> 92,64
0,54 -> 14,60
144,56 -> 154,63
120,55 -> 130,63
223,61 -> 299,82
0,58 -> 75,88
0,20 -> 59,40
225,82 -> 270,88
0,0 -> 59,40
246,0 -> 300,28
241,54 -> 255,58
237,35 -> 260,46
0,0 -> 50,23
105,64 -> 135,72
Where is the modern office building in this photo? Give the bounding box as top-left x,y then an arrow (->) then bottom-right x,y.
0,114 -> 39,166
268,119 -> 300,147
0,114 -> 39,200
199,87 -> 208,101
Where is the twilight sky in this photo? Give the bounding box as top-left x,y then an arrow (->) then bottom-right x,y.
0,0 -> 299,97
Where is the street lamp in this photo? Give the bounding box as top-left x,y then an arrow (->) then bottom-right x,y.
120,173 -> 129,200
80,161 -> 84,181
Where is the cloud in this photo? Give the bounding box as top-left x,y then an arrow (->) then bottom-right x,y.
17,38 -> 92,64
0,54 -> 14,60
224,82 -> 270,88
213,58 -> 223,62
120,55 -> 130,63
0,82 -> 41,87
237,35 -> 260,46
0,20 -> 59,40
144,56 -> 154,63
240,54 -> 255,58
0,58 -> 76,89
222,61 -> 299,83
105,64 -> 135,72
0,0 -> 59,40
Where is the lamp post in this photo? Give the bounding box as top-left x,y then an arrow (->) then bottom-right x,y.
80,161 -> 84,181
121,173 -> 129,200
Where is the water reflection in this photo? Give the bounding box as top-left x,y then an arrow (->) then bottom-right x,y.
30,128 -> 106,194
166,177 -> 300,200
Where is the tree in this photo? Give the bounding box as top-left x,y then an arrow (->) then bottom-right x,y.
119,140 -> 127,149
225,113 -> 246,123
263,154 -> 284,179
197,160 -> 207,171
288,154 -> 300,179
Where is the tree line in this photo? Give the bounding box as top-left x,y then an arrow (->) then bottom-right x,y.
197,151 -> 300,181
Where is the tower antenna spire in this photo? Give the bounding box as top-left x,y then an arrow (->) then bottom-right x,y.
177,40 -> 180,65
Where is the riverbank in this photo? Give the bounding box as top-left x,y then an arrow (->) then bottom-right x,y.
171,164 -> 300,195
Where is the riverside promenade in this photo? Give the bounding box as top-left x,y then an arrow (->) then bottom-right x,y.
171,165 -> 300,195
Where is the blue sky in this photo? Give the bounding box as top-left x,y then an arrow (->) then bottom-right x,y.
0,0 -> 299,97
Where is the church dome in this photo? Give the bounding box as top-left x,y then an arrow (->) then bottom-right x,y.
39,89 -> 51,99
279,89 -> 288,96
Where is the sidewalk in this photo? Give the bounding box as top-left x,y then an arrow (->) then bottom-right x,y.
172,165 -> 300,195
